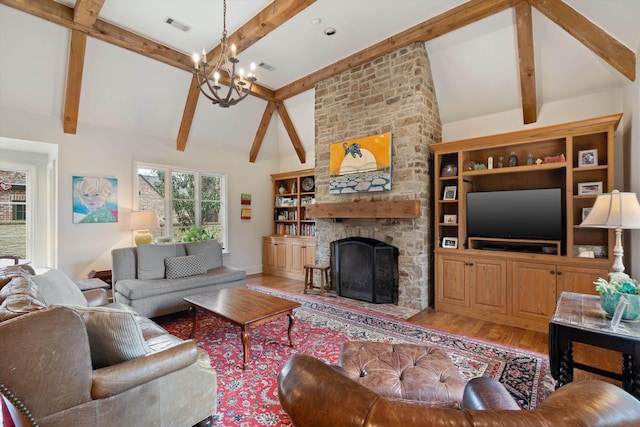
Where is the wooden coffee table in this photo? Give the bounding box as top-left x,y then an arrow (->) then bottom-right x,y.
184,287 -> 301,369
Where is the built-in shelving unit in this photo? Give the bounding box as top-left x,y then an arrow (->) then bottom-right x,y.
263,169 -> 316,280
429,114 -> 621,332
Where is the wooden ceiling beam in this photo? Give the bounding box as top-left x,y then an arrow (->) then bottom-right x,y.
250,101 -> 278,163
276,101 -> 305,163
275,0 -> 520,100
63,29 -> 87,134
73,0 -> 104,27
62,0 -> 105,134
515,1 -> 538,124
528,0 -> 636,81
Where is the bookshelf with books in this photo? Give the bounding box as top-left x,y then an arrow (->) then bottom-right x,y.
263,168 -> 316,279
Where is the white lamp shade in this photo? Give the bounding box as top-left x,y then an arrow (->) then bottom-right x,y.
581,190 -> 640,229
129,211 -> 159,230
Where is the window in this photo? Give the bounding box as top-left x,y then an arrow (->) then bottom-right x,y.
0,169 -> 28,259
136,164 -> 227,249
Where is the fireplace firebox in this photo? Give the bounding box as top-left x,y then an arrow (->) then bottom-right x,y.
331,237 -> 399,304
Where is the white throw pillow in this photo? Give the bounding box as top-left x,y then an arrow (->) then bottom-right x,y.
32,269 -> 87,307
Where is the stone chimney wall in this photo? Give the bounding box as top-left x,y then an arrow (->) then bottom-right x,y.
314,42 -> 441,310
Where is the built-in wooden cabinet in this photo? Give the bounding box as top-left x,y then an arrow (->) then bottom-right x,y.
430,114 -> 621,332
263,236 -> 315,280
263,169 -> 317,280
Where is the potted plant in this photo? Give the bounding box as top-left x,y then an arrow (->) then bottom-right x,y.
180,227 -> 217,242
595,276 -> 640,321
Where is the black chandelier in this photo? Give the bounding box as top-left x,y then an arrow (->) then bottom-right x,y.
192,0 -> 257,108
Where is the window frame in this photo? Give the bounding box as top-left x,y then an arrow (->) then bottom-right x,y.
134,162 -> 228,252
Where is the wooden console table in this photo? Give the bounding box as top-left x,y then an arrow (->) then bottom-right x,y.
549,291 -> 640,398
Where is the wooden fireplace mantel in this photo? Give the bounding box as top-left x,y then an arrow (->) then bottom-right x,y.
305,200 -> 420,219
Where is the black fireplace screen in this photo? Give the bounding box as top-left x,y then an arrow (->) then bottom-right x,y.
331,237 -> 399,304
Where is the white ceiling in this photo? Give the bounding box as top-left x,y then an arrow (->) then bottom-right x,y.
1,0 -> 639,161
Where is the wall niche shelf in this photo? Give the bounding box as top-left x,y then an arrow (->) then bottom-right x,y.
429,113 -> 621,333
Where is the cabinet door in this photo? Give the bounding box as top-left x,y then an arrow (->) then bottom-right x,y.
511,261 -> 557,322
436,254 -> 469,307
290,240 -> 315,275
264,238 -> 288,271
469,257 -> 507,314
556,264 -> 606,296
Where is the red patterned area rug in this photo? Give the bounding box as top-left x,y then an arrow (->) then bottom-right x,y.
156,284 -> 554,427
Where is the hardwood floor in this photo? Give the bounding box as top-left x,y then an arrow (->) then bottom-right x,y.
249,272 -> 621,388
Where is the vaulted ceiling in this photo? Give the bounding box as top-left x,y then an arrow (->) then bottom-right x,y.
1,0 -> 638,163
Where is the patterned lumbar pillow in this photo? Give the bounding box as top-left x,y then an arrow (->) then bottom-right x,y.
164,254 -> 207,279
59,305 -> 150,369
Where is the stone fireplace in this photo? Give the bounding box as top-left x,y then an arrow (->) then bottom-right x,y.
313,42 -> 441,310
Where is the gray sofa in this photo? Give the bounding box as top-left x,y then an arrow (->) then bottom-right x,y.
112,240 -> 246,318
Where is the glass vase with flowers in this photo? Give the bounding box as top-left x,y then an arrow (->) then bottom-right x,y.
595,276 -> 640,321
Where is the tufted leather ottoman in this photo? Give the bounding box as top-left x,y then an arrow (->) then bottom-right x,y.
339,342 -> 466,406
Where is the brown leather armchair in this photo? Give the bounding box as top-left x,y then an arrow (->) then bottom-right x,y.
278,354 -> 640,427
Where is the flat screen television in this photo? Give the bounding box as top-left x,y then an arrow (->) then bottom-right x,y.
466,188 -> 563,241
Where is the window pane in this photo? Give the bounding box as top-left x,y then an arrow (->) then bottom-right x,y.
172,171 -> 196,241
137,168 -> 165,239
0,170 -> 27,259
201,174 -> 222,243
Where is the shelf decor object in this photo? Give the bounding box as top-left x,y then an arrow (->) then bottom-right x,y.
129,211 -> 159,246
581,190 -> 640,280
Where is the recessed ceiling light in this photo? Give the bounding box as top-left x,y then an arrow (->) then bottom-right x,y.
311,18 -> 322,25
324,27 -> 336,36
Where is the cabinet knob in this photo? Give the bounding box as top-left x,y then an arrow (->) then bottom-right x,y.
556,271 -> 562,276
549,270 -> 555,275
467,262 -> 474,266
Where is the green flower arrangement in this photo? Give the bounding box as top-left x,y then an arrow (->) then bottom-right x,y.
181,227 -> 217,242
594,277 -> 640,295
595,276 -> 640,321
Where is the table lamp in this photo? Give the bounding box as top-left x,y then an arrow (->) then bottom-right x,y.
129,211 -> 159,246
581,190 -> 640,280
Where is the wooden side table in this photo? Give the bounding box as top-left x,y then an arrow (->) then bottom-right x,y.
88,269 -> 112,285
549,291 -> 640,398
75,278 -> 110,292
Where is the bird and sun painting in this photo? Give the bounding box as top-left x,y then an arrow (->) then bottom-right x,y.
329,132 -> 392,194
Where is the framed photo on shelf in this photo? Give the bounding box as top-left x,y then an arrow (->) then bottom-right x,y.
443,214 -> 457,223
443,186 -> 457,200
581,207 -> 592,222
578,149 -> 598,167
578,181 -> 603,195
442,237 -> 458,249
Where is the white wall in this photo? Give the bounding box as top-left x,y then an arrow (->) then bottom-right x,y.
0,107 -> 278,280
